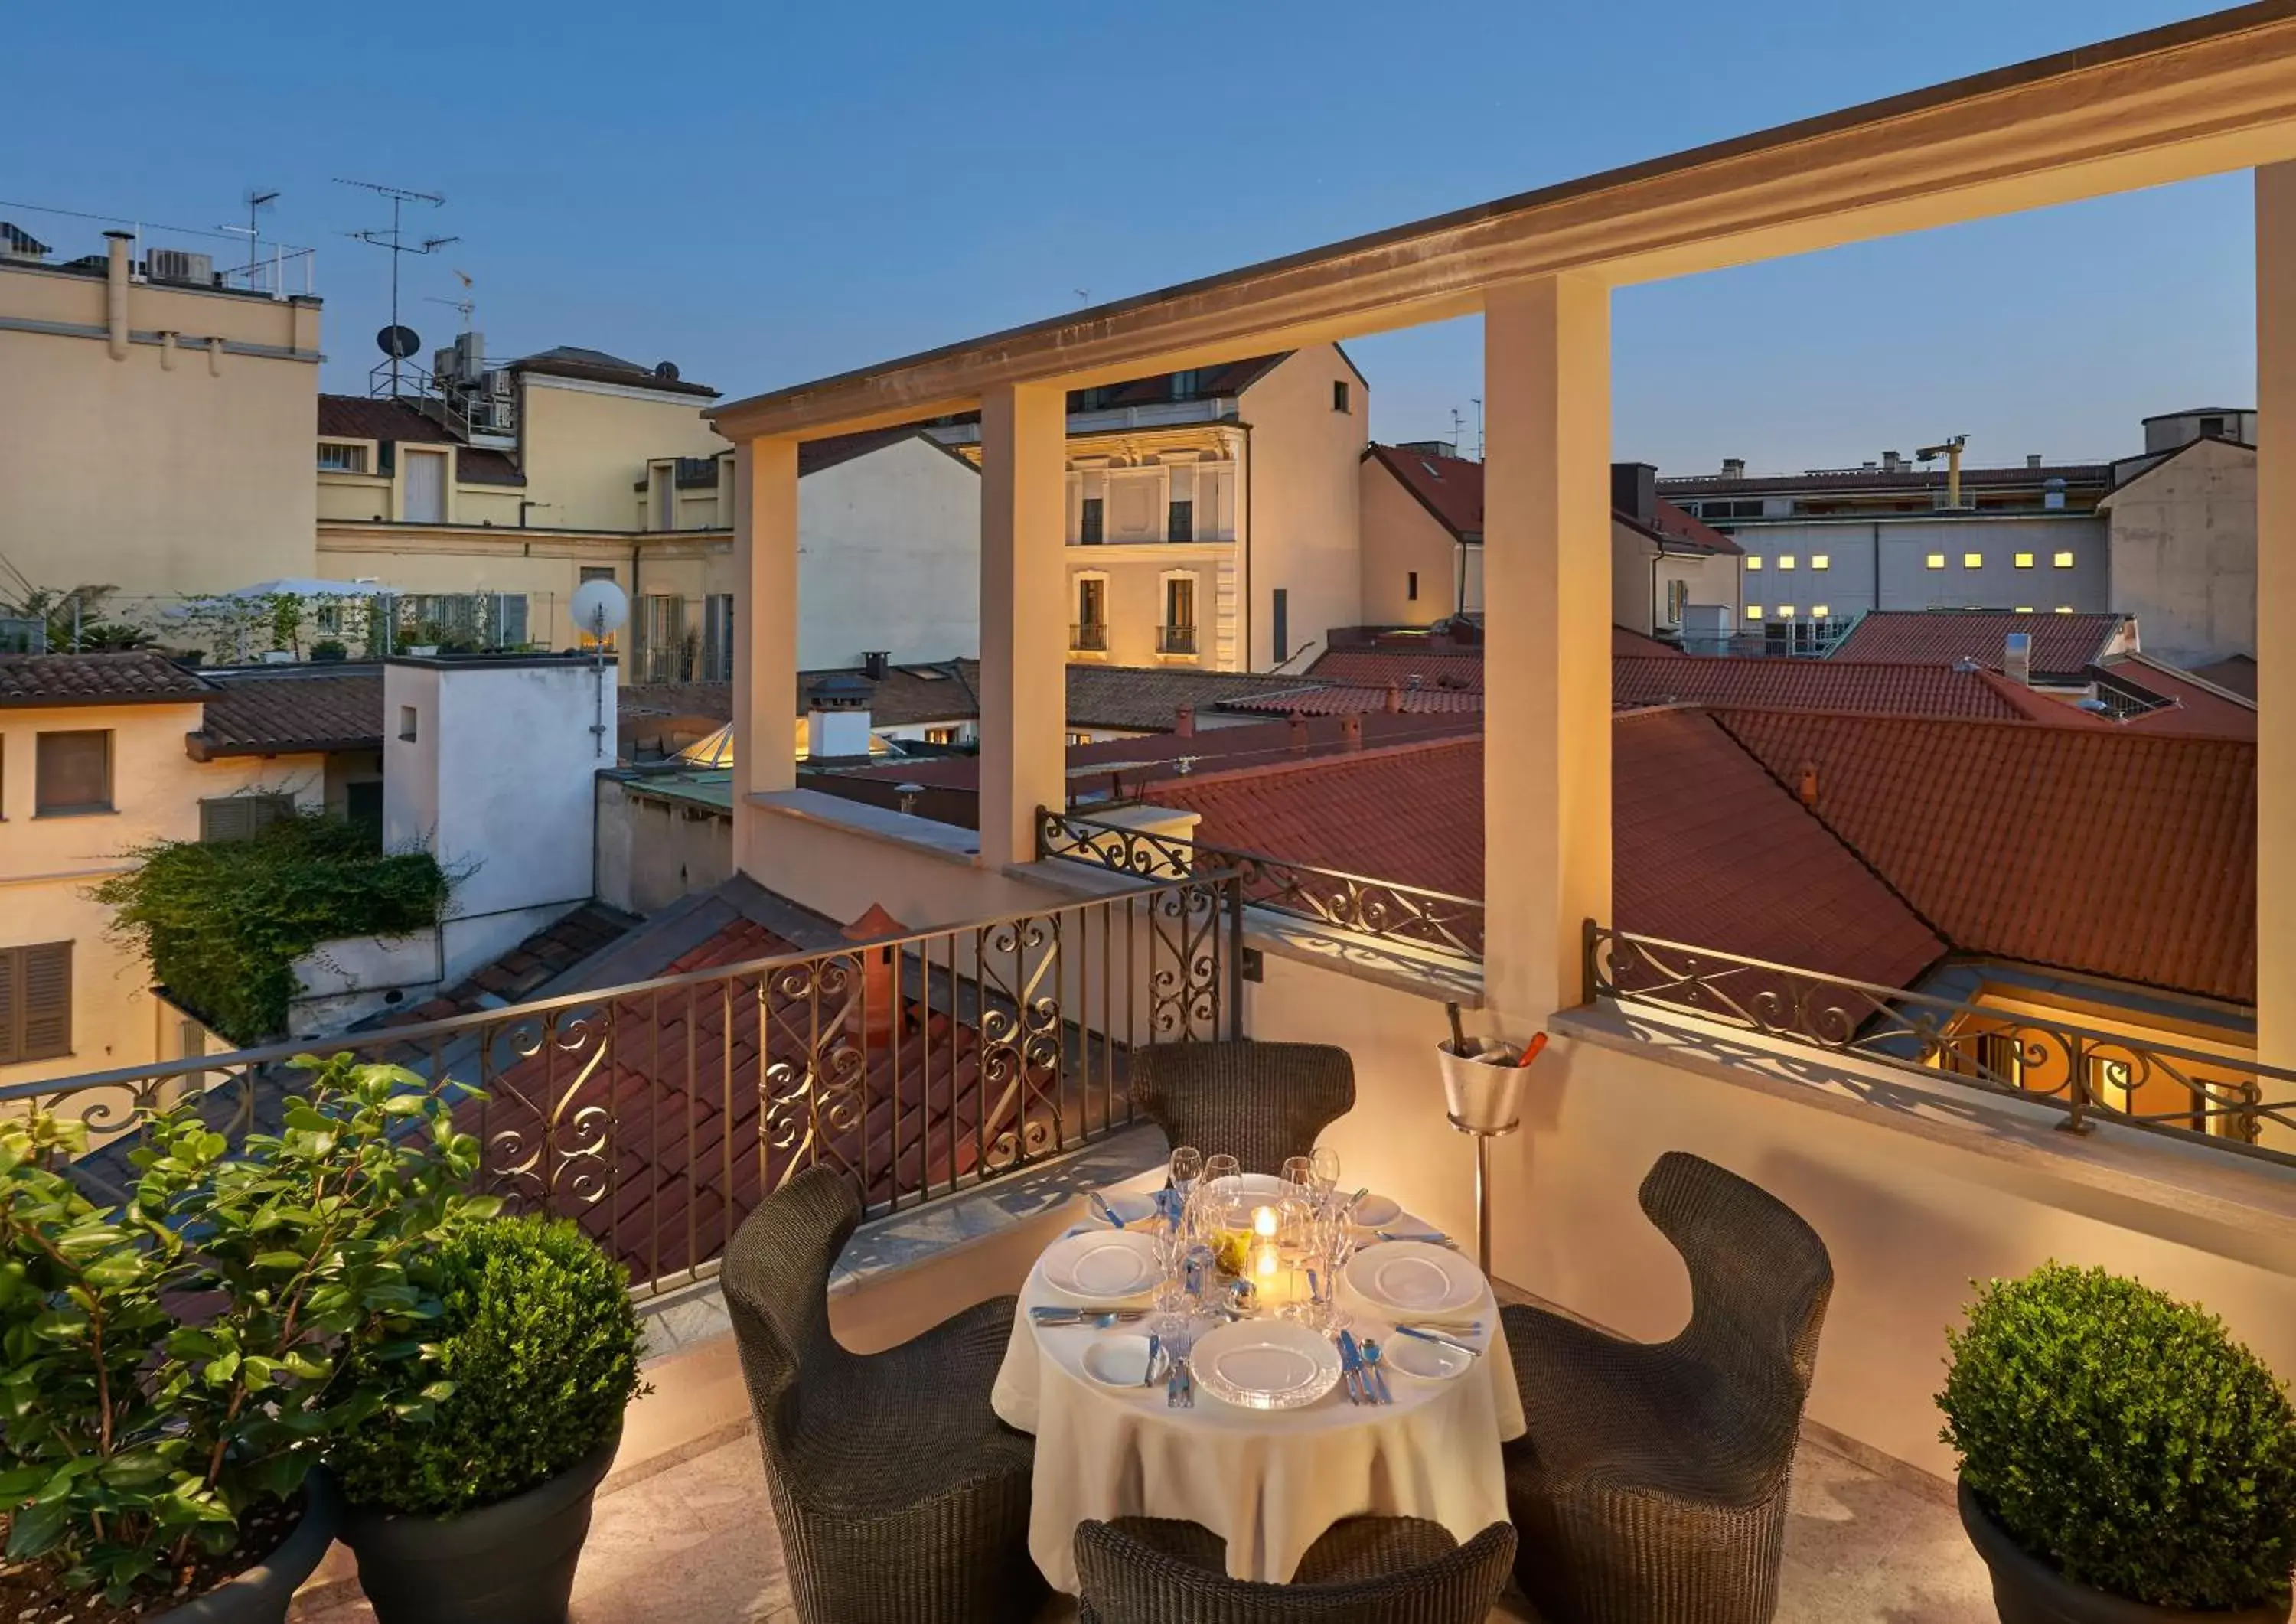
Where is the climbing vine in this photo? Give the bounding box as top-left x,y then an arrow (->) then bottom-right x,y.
91,814 -> 452,1045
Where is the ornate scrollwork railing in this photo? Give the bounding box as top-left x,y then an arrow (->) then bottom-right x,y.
1039,809 -> 1486,962
2,875 -> 1243,1295
1585,922 -> 2293,1168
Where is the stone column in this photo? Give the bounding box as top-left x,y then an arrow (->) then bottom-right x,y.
2256,165 -> 2296,1098
1480,275 -> 1614,1026
732,435 -> 798,875
977,382 -> 1070,869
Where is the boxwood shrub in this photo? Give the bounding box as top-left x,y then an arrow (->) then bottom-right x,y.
333,1215 -> 647,1517
1939,1262 -> 2296,1609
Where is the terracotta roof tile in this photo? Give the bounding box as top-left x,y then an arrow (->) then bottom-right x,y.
2190,654 -> 2256,700
0,651 -> 210,706
188,668 -> 383,755
1365,444 -> 1738,553
1064,665 -> 1322,732
316,393 -> 456,444
1307,648 -> 1487,692
1829,611 -> 2129,672
1711,709 -> 2255,1003
2107,658 -> 2258,739
1613,657 -> 2049,719
1221,684 -> 1484,717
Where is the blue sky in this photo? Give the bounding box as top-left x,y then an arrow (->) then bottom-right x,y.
3,1 -> 2256,474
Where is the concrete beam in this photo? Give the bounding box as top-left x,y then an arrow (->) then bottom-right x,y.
975,383 -> 1069,871
732,438 -> 798,875
2258,163 -> 2296,1088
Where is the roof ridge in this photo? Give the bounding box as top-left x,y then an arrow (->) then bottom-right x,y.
1703,703 -> 2254,752
1153,730 -> 1477,792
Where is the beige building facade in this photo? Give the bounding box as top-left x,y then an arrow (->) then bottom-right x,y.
2103,419 -> 2259,668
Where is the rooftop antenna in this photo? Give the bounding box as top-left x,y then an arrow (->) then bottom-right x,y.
1470,397 -> 1484,461
1450,408 -> 1466,455
335,178 -> 455,396
426,268 -> 477,331
215,188 -> 279,291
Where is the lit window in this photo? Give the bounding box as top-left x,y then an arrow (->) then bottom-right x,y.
1963,553 -> 1984,569
2053,551 -> 2076,569
1811,604 -> 1830,618
1811,554 -> 1830,570
2014,552 -> 2034,569
1744,605 -> 1763,621
2014,606 -> 2034,615
1744,557 -> 1763,572
1777,555 -> 1796,571
1926,554 -> 1945,570
2055,605 -> 2075,615
1776,605 -> 1796,618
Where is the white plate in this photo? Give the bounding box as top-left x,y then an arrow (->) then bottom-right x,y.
1101,1192 -> 1161,1225
1380,1332 -> 1473,1381
1081,1335 -> 1160,1387
1349,1192 -> 1402,1228
1041,1229 -> 1161,1304
1189,1319 -> 1343,1410
1344,1241 -> 1484,1318
1206,1172 -> 1291,1202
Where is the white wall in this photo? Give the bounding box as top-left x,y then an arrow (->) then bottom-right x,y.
2105,439 -> 2258,667
1735,516 -> 2108,621
798,438 -> 983,669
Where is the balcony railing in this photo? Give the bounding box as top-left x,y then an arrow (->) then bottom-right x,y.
7,876 -> 1245,1296
1071,621 -> 1110,652
1156,625 -> 1198,655
1586,923 -> 2293,1168
1041,810 -> 1485,962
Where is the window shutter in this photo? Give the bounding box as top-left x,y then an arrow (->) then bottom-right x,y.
0,950 -> 17,1065
21,944 -> 69,1060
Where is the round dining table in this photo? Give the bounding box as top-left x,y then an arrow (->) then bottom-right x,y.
989,1208 -> 1526,1594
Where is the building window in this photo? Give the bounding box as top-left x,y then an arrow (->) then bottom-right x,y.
1073,578 -> 1107,651
1745,604 -> 1763,621
1332,380 -> 1351,413
1926,554 -> 1946,570
35,730 -> 110,817
1743,556 -> 1763,572
317,442 -> 369,474
1168,370 -> 1201,400
2053,551 -> 2076,569
1080,497 -> 1104,546
1167,501 -> 1194,543
924,727 -> 958,746
579,566 -> 616,583
1407,570 -> 1420,602
347,780 -> 383,840
2200,416 -> 2226,438
201,794 -> 296,844
1273,588 -> 1290,663
2056,605 -> 2075,615
1776,605 -> 1797,619
1665,579 -> 1691,626
1810,554 -> 1830,570
1812,604 -> 1830,619
1963,553 -> 1984,569
1777,555 -> 1795,571
2012,553 -> 2033,569
399,706 -> 419,743
1161,577 -> 1198,655
0,941 -> 72,1065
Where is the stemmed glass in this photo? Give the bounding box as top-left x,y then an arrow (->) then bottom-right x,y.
1310,1146 -> 1341,1211
1167,1146 -> 1203,1227
1303,1205 -> 1358,1332
1203,1153 -> 1241,1192
1280,1156 -> 1315,1206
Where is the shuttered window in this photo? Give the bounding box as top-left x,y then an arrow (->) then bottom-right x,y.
200,794 -> 296,844
35,730 -> 110,815
0,942 -> 73,1065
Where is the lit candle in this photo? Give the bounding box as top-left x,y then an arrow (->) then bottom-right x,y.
1252,1205 -> 1277,1238
1255,1243 -> 1280,1280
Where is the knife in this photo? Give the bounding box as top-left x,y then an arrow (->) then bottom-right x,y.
1336,1329 -> 1368,1404
1394,1324 -> 1482,1357
1088,1192 -> 1125,1228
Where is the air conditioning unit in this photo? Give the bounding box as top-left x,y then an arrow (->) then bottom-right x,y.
145,249 -> 214,286
432,347 -> 459,386
452,331 -> 486,385
486,367 -> 513,399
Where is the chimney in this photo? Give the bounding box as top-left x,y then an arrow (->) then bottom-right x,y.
1173,704 -> 1195,738
1287,711 -> 1309,753
1881,450 -> 1902,473
843,902 -> 910,1047
1384,680 -> 1404,714
1797,761 -> 1819,808
2026,453 -> 2043,470
103,231 -> 132,361
805,672 -> 876,760
1609,462 -> 1658,525
862,650 -> 890,681
2003,631 -> 2033,687
1340,715 -> 1363,751
1721,457 -> 1746,479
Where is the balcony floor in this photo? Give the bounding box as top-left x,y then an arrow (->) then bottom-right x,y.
294,1424 -> 1993,1622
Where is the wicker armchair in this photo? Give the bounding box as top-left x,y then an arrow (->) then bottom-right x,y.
1074,1516 -> 1515,1624
1500,1151 -> 1834,1624
1128,1041 -> 1355,1176
721,1166 -> 1043,1624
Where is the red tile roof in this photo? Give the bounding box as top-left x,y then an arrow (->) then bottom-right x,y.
2108,658 -> 2258,740
1613,657 -> 2060,721
1712,709 -> 2255,1003
1222,684 -> 1485,717
2190,654 -> 2256,701
1611,626 -> 1686,658
0,651 -> 210,706
317,393 -> 457,444
1364,444 -> 1737,554
1307,647 -> 1487,692
1829,611 -> 2129,672
187,668 -> 384,756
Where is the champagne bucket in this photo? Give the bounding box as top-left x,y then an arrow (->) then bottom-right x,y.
1438,1042 -> 1528,1133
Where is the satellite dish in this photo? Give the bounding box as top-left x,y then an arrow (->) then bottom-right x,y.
376,324 -> 422,360
569,578 -> 629,638
654,361 -> 680,382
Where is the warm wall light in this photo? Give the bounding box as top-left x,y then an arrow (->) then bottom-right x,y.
2014,553 -> 2035,569
1745,556 -> 1763,571
1926,554 -> 1945,569
1778,555 -> 1796,570
2054,551 -> 2076,568
1745,605 -> 1763,620
1963,553 -> 1984,569
1811,554 -> 1830,569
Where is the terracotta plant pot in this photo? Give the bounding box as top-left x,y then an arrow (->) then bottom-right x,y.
340,1429 -> 619,1624
151,1468 -> 342,1624
1958,1478 -> 2293,1624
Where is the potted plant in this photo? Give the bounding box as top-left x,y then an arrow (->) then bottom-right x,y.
332,1215 -> 647,1624
310,638 -> 348,663
1939,1263 -> 2296,1623
0,1058 -> 484,1623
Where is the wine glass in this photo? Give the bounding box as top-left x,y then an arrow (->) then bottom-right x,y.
1310,1146 -> 1341,1209
1167,1146 -> 1203,1225
1280,1156 -> 1314,1205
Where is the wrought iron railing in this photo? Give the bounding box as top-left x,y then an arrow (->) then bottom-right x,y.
1156,625 -> 1198,655
1071,621 -> 1110,652
5,876 -> 1244,1295
1041,809 -> 1485,962
1585,923 -> 2292,1168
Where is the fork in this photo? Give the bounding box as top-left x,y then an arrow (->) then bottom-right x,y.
1335,1330 -> 1367,1405
1169,1356 -> 1194,1408
1362,1339 -> 1396,1405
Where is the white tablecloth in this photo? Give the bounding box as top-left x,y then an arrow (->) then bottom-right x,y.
990,1222 -> 1525,1593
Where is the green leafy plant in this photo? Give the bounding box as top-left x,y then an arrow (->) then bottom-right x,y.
1939,1263 -> 2296,1609
332,1216 -> 647,1517
0,1057 -> 491,1600
91,812 -> 452,1045
310,638 -> 349,662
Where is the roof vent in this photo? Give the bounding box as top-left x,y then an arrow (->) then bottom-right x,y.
1721,458 -> 1746,479
2003,631 -> 2033,688
2027,453 -> 2043,469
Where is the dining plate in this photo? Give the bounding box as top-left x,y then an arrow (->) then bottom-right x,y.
1101,1191 -> 1161,1225
1344,1241 -> 1484,1319
1381,1332 -> 1473,1381
1188,1319 -> 1342,1411
1205,1172 -> 1291,1202
1081,1335 -> 1159,1388
1349,1192 -> 1402,1228
1041,1229 -> 1161,1303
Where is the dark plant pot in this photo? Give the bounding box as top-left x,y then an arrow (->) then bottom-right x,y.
151,1467 -> 341,1624
311,647 -> 346,664
1959,1478 -> 2293,1624
340,1429 -> 619,1624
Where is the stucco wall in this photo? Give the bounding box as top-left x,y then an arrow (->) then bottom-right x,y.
796,437 -> 981,670
595,780 -> 734,915
517,375 -> 726,532
0,263 -> 318,595
1066,546 -> 1237,668
2105,439 -> 2258,666
1238,346 -> 1367,668
1358,457 -> 1460,628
